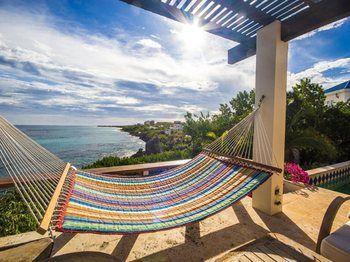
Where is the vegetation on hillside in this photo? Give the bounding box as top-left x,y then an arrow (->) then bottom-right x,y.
87,78 -> 349,170
0,189 -> 36,237
84,149 -> 191,169
184,78 -> 349,169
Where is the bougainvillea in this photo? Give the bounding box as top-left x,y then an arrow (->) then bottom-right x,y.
284,162 -> 309,184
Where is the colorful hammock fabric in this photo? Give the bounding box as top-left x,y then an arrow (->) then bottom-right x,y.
57,152 -> 271,233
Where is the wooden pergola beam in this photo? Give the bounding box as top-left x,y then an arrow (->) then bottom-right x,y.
282,0 -> 350,41
229,0 -> 350,63
302,0 -> 316,7
228,41 -> 255,64
216,0 -> 275,26
119,0 -> 254,47
118,0 -> 350,63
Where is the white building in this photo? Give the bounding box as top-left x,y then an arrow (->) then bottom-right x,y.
171,123 -> 183,131
325,80 -> 350,106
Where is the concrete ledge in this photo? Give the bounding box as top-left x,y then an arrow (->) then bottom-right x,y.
307,161 -> 350,177
0,238 -> 53,262
0,231 -> 49,248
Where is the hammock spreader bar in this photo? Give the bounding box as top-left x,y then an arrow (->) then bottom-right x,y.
37,163 -> 71,234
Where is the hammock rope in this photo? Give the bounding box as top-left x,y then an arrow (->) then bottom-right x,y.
0,103 -> 281,234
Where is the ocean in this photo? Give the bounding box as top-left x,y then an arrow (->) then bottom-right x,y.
0,125 -> 145,178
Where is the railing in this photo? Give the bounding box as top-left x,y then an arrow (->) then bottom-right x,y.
3,159 -> 348,190
307,161 -> 350,190
0,159 -> 191,188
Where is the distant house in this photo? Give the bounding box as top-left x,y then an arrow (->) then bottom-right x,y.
144,120 -> 155,125
324,80 -> 350,106
163,122 -> 184,135
171,122 -> 183,131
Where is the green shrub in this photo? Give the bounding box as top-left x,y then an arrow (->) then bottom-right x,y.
83,149 -> 192,169
0,189 -> 36,237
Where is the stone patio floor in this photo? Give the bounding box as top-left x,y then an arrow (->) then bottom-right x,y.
0,186 -> 349,261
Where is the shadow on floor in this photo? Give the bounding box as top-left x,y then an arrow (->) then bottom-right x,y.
111,234 -> 139,262
185,222 -> 201,245
133,203 -> 270,262
51,233 -> 76,256
254,208 -> 316,250
50,201 -> 317,261
133,202 -> 317,261
50,251 -> 115,262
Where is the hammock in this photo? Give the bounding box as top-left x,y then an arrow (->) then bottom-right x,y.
0,105 -> 281,234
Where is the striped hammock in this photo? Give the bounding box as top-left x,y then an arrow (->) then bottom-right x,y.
58,153 -> 271,233
0,104 -> 281,234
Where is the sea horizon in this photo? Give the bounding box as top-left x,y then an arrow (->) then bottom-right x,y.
0,125 -> 145,178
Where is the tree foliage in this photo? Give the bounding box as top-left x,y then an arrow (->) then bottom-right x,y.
184,90 -> 255,156
184,79 -> 349,168
84,149 -> 192,169
0,189 -> 36,237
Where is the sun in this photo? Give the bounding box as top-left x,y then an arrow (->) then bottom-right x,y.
177,21 -> 205,50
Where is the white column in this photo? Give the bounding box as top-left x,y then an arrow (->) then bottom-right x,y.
252,21 -> 288,215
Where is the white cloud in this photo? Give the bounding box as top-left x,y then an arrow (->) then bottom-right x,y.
0,96 -> 21,105
136,38 -> 162,49
294,18 -> 348,40
288,57 -> 350,89
0,6 -> 257,124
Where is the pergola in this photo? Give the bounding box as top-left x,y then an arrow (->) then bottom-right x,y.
119,0 -> 350,215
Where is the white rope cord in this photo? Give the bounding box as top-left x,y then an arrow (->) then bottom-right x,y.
257,113 -> 280,168
0,129 -> 62,179
0,124 -> 60,191
0,123 -> 58,182
206,109 -> 257,157
225,112 -> 256,156
0,129 -> 49,214
0,118 -> 65,172
1,126 -> 65,177
0,142 -> 44,220
205,109 -> 257,157
1,117 -> 64,163
0,119 -> 65,183
0,116 -> 70,225
0,132 -> 52,205
205,100 -> 281,173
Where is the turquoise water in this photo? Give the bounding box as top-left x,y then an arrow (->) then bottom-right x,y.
0,126 -> 145,178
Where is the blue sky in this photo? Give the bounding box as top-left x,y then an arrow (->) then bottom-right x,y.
0,0 -> 349,125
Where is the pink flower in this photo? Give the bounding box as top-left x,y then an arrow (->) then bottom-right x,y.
284,162 -> 309,184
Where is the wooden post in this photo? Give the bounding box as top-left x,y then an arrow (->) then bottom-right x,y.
37,163 -> 71,234
252,21 -> 288,215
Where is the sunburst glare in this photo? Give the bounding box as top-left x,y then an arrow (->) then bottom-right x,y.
177,20 -> 205,50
